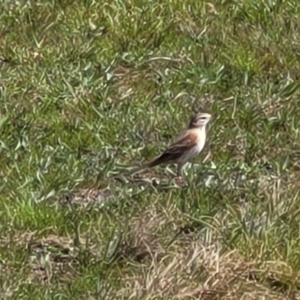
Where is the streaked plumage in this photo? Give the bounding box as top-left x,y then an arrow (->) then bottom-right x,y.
127,112 -> 212,179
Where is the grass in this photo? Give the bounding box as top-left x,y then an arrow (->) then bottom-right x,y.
1,0 -> 300,298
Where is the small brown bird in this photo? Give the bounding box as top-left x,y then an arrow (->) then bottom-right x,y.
127,111 -> 212,179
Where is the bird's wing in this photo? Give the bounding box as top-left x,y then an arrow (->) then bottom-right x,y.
148,131 -> 198,167
165,131 -> 198,155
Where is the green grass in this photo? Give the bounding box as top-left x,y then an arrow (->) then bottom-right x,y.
1,0 -> 300,298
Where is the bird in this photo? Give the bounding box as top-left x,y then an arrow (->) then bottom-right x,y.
126,111 -> 212,180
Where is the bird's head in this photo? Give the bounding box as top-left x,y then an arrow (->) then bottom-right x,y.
188,112 -> 212,128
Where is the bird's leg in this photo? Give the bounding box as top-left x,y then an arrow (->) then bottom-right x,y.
176,163 -> 185,182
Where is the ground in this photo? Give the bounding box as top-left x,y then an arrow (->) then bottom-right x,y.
1,0 -> 300,299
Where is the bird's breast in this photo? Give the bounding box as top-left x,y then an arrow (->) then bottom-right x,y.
179,131 -> 206,164
196,134 -> 206,153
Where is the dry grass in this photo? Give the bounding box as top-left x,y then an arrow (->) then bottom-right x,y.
1,0 -> 300,299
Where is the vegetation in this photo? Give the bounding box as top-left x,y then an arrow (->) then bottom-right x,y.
1,0 -> 300,299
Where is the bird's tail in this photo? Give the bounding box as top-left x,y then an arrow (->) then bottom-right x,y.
125,164 -> 148,176
124,158 -> 160,176
117,154 -> 167,179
